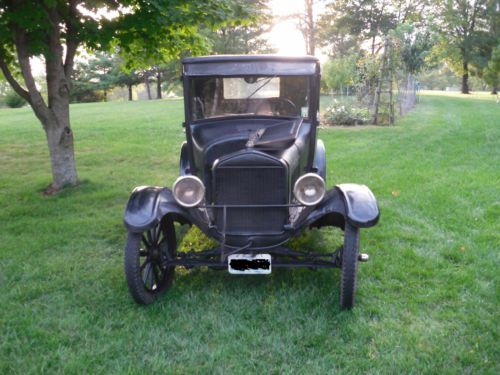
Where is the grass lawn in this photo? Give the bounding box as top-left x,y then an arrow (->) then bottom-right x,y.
0,92 -> 498,373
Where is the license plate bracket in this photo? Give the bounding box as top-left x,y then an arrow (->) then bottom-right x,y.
228,253 -> 271,275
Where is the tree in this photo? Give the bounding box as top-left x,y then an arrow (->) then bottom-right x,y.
316,6 -> 360,58
115,69 -> 141,101
323,55 -> 358,94
205,0 -> 274,55
435,0 -> 494,94
70,60 -> 105,103
390,23 -> 432,74
151,61 -> 181,100
86,52 -> 116,101
141,69 -> 153,100
318,0 -> 396,56
0,0 -> 247,192
483,44 -> 500,94
299,0 -> 316,56
107,54 -> 141,101
71,53 -> 141,102
317,0 -> 430,57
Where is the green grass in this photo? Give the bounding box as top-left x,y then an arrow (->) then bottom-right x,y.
0,92 -> 499,373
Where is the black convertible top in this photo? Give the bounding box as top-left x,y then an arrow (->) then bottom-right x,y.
182,54 -> 320,77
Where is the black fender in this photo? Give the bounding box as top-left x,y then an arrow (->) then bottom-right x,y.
124,186 -> 191,233
312,139 -> 326,181
304,183 -> 379,229
180,142 -> 191,176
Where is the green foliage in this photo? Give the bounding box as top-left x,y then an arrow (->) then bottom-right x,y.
70,53 -> 144,102
0,0 -> 254,106
353,53 -> 382,101
177,226 -> 218,253
114,67 -> 142,95
112,0 -> 254,68
389,23 -> 432,74
4,89 -> 27,108
483,44 -> 500,90
153,61 -> 182,97
0,0 -> 249,66
322,55 -> 357,91
317,0 -> 429,57
322,99 -> 371,126
204,0 -> 275,54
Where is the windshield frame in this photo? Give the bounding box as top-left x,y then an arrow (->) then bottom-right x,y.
184,74 -> 318,124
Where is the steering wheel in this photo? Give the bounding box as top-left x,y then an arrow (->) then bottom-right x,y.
254,98 -> 297,116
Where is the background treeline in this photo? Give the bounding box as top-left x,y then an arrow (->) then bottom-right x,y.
1,0 -> 498,108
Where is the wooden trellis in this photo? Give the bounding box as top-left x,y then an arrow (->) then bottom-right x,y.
372,39 -> 395,126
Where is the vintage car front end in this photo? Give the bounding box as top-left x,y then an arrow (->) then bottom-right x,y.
123,55 -> 379,309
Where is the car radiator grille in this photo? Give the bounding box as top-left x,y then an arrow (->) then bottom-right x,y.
213,162 -> 288,235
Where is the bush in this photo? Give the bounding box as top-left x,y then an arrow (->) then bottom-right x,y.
4,90 -> 27,108
322,100 -> 371,126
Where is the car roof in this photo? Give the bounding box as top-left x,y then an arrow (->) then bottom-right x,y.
182,54 -> 320,77
182,54 -> 318,64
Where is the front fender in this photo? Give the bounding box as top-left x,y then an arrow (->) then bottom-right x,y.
123,186 -> 191,232
304,183 -> 379,229
336,183 -> 380,228
312,139 -> 326,181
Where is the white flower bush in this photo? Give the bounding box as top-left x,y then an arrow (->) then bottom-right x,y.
323,100 -> 371,126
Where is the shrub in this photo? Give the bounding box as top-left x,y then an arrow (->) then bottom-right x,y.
322,100 -> 371,126
4,90 -> 27,108
177,226 -> 217,253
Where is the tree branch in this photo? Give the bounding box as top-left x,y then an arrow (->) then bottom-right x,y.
64,0 -> 79,79
14,29 -> 52,123
65,40 -> 78,79
468,0 -> 481,34
0,51 -> 31,102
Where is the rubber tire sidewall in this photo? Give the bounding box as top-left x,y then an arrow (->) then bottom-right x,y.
340,223 -> 360,310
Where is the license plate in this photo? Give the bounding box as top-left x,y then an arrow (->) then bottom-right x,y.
228,254 -> 271,275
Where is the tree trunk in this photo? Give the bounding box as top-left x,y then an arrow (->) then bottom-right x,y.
128,84 -> 133,101
145,75 -> 152,100
43,25 -> 78,191
461,61 -> 470,94
491,86 -> 498,95
44,117 -> 78,191
305,0 -> 315,55
156,71 -> 162,99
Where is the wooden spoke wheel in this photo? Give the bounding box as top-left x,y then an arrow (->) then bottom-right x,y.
124,217 -> 177,305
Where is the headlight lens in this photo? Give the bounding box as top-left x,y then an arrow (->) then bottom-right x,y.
293,173 -> 325,206
172,175 -> 205,207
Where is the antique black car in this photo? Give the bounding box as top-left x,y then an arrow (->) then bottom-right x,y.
123,55 -> 379,309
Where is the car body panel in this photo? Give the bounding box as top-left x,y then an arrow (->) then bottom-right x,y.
125,54 -> 379,249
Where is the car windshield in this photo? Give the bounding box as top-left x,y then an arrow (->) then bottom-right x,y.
189,76 -> 310,121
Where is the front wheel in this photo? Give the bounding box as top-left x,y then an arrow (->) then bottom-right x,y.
339,223 -> 360,310
124,217 -> 177,305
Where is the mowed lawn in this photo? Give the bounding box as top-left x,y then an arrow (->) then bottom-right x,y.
0,92 -> 498,373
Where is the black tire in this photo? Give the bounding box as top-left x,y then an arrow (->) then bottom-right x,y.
124,217 -> 177,305
339,223 -> 360,310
